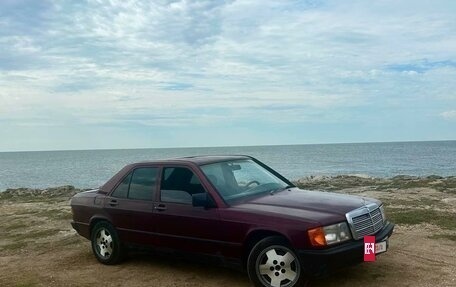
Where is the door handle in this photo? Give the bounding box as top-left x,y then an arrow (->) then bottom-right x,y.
108,199 -> 118,207
154,204 -> 167,211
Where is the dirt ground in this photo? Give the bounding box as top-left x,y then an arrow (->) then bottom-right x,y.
1,180 -> 455,287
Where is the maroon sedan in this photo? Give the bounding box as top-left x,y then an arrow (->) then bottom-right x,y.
70,155 -> 394,287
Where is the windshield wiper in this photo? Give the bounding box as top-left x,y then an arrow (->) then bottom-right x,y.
270,185 -> 294,195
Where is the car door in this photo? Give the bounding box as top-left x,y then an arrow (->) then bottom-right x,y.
153,165 -> 226,255
104,166 -> 160,246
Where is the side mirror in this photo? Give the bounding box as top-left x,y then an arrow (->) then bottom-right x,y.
192,193 -> 216,208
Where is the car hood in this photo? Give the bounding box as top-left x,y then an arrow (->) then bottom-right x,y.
232,188 -> 380,218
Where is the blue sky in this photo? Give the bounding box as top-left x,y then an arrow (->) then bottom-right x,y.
0,0 -> 455,151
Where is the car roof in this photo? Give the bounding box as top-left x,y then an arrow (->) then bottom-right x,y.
135,155 -> 252,166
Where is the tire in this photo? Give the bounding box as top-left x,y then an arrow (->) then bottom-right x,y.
247,236 -> 308,287
91,221 -> 125,265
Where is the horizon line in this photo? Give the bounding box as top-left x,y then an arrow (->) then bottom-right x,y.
1,139 -> 455,153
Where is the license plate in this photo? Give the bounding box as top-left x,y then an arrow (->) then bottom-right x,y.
375,240 -> 387,254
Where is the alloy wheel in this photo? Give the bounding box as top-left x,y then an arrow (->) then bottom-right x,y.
95,228 -> 113,259
256,246 -> 300,287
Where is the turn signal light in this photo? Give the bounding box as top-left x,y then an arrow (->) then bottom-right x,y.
308,227 -> 327,247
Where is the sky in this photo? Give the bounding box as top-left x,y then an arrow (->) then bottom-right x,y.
0,0 -> 455,152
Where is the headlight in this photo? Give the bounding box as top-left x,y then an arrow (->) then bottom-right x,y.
323,222 -> 352,245
379,204 -> 386,223
308,222 -> 352,247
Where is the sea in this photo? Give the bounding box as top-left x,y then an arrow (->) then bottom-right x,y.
0,141 -> 455,191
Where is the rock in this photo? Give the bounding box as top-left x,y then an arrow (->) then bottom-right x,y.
1,186 -> 82,198
392,175 -> 418,181
295,174 -> 385,191
426,175 -> 444,180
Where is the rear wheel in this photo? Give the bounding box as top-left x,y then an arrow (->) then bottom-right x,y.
247,236 -> 307,287
91,221 -> 124,264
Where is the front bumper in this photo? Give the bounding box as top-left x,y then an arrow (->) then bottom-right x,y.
298,221 -> 394,276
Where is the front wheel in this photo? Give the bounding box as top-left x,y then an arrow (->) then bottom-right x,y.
247,236 -> 307,287
91,221 -> 124,265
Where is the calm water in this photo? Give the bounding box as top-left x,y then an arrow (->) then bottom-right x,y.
0,141 -> 455,191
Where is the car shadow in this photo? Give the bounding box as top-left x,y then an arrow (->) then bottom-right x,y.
118,248 -> 387,287
124,248 -> 251,284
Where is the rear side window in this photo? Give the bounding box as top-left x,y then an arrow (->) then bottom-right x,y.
129,168 -> 158,200
111,167 -> 158,201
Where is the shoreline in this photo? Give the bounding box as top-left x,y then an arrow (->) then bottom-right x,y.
1,174 -> 455,195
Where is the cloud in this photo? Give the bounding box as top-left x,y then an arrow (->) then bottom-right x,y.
0,0 -> 455,150
440,110 -> 456,120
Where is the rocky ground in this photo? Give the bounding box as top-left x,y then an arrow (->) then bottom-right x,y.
0,176 -> 455,287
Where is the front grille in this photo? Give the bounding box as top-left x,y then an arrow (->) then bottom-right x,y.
346,203 -> 384,240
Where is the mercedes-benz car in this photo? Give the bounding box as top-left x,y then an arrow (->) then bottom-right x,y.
70,155 -> 394,287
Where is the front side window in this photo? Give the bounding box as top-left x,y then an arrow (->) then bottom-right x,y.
200,159 -> 289,202
160,167 -> 206,204
111,167 -> 158,201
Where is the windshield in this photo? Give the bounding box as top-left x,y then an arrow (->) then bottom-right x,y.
200,159 -> 289,203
